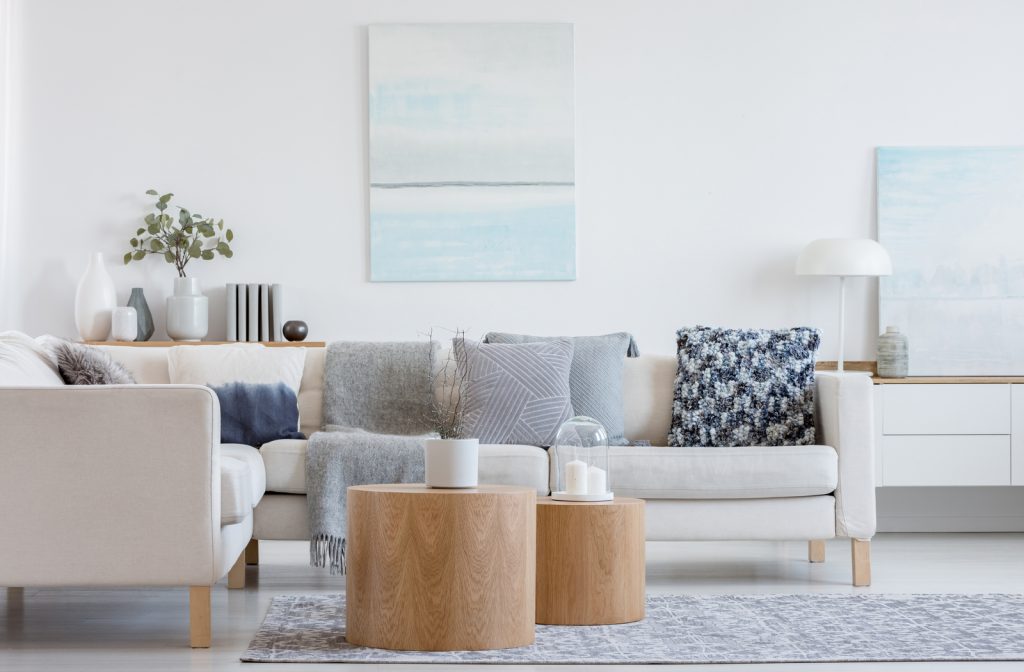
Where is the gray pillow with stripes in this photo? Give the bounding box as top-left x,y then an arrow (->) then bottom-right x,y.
482,331 -> 637,445
457,339 -> 575,447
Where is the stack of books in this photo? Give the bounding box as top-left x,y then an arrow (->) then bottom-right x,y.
226,283 -> 284,342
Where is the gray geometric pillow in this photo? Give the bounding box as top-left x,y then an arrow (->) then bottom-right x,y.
53,341 -> 136,385
482,331 -> 639,446
669,326 -> 819,447
457,339 -> 574,446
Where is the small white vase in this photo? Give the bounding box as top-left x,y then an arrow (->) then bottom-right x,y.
166,277 -> 209,341
74,252 -> 117,341
424,438 -> 479,488
110,306 -> 138,341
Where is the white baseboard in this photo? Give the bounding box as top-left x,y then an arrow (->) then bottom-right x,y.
877,486 -> 1024,532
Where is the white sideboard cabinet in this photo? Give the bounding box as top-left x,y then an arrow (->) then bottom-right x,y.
873,380 -> 1024,487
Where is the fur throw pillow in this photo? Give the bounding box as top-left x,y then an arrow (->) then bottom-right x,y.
53,341 -> 136,385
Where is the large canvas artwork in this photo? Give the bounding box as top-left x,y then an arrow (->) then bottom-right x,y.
368,24 -> 575,282
877,147 -> 1024,375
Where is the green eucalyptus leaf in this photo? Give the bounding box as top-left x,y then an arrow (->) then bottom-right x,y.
160,214 -> 172,226
132,250 -> 146,261
216,241 -> 230,254
188,242 -> 202,258
164,251 -> 175,263
136,227 -> 145,235
123,252 -> 132,264
145,189 -> 158,196
225,229 -> 233,242
201,224 -> 214,238
147,222 -> 160,235
150,239 -> 164,251
156,202 -> 166,212
224,249 -> 233,258
179,210 -> 189,225
144,214 -> 156,225
217,219 -> 224,230
130,237 -> 138,247
201,249 -> 214,260
159,193 -> 173,203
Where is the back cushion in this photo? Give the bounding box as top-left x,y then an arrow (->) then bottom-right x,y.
622,355 -> 676,446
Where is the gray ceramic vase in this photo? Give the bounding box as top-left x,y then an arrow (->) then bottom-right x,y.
127,287 -> 155,342
877,326 -> 909,378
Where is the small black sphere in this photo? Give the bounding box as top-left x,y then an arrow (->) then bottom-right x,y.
282,320 -> 308,342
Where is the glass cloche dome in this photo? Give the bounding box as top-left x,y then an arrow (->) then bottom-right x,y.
551,416 -> 612,502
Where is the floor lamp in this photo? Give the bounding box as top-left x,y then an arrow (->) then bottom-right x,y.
796,238 -> 892,372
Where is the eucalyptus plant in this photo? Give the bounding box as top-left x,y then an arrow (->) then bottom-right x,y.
123,189 -> 234,277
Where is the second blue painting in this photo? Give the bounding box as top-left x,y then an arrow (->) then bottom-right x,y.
369,24 -> 576,282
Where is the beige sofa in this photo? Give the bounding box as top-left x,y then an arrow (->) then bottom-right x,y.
0,383 -> 257,647
97,344 -> 877,586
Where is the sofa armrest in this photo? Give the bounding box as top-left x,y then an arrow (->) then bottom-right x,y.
0,385 -> 223,586
814,373 -> 876,539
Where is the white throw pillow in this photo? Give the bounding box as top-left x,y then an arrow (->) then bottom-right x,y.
0,331 -> 65,386
167,344 -> 306,393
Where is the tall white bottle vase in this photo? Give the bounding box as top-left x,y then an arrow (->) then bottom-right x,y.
166,277 -> 209,341
74,252 -> 117,341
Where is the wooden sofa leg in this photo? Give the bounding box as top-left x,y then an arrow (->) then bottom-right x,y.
851,539 -> 872,587
808,540 -> 826,563
245,538 -> 259,566
227,550 -> 246,589
189,586 -> 211,648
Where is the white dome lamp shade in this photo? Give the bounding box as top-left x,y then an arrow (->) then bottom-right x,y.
796,238 -> 893,372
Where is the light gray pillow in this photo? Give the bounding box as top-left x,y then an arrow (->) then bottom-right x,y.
482,331 -> 638,445
457,339 -> 574,447
321,341 -> 437,435
53,341 -> 135,385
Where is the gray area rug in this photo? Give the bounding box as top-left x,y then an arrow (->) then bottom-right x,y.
242,593 -> 1024,664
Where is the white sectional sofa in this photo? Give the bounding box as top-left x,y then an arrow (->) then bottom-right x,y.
96,343 -> 877,586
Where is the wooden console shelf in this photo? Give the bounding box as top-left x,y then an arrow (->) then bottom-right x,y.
816,360 -> 1024,384
86,340 -> 325,347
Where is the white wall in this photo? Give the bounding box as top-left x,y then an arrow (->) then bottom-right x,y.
4,0 -> 1024,355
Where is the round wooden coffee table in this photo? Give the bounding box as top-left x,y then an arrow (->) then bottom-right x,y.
536,496 -> 645,625
346,484 -> 536,651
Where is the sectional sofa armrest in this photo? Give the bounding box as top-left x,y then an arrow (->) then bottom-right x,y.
0,385 -> 224,586
814,373 -> 876,539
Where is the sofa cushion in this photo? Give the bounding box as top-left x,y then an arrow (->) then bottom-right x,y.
457,339 -> 575,446
670,326 -> 820,447
220,456 -> 253,525
54,341 -> 136,384
482,332 -> 638,445
261,439 -> 550,495
221,444 -> 267,507
0,331 -> 64,386
212,382 -> 305,447
596,444 -> 838,499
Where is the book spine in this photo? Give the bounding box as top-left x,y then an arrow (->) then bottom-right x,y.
247,284 -> 259,342
225,283 -> 237,341
270,284 -> 284,342
260,284 -> 270,342
236,284 -> 247,342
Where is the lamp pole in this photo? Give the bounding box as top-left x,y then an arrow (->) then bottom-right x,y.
837,275 -> 846,372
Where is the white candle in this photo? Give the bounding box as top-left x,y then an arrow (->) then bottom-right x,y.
566,459 -> 588,495
587,465 -> 607,495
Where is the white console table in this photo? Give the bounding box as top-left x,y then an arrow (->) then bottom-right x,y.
872,377 -> 1024,487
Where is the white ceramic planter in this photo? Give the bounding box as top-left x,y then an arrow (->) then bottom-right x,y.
166,277 -> 209,341
424,438 -> 479,489
110,306 -> 138,341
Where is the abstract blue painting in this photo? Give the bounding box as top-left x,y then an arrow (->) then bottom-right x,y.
878,147 -> 1024,375
368,24 -> 575,282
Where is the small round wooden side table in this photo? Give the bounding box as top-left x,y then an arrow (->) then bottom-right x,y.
346,484 -> 536,651
536,496 -> 645,625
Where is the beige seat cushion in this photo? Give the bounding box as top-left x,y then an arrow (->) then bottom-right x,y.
221,444 -> 267,506
221,456 -> 253,525
600,444 -> 838,499
261,439 -> 550,495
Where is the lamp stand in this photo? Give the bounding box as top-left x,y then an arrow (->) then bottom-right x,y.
837,275 -> 846,372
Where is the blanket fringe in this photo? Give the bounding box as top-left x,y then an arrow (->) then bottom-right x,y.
310,534 -> 347,575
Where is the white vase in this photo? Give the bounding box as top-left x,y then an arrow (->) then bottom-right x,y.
424,438 -> 479,488
74,252 -> 117,341
166,277 -> 209,341
110,306 -> 138,341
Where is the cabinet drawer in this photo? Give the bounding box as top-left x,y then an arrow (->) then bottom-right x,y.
883,435 -> 1011,486
882,384 -> 1010,435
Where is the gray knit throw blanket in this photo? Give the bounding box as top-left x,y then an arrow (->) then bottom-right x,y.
307,341 -> 437,574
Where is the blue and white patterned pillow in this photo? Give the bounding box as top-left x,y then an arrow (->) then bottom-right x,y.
669,326 -> 820,447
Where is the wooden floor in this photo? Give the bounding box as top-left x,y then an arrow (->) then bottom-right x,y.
2,533 -> 1023,671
